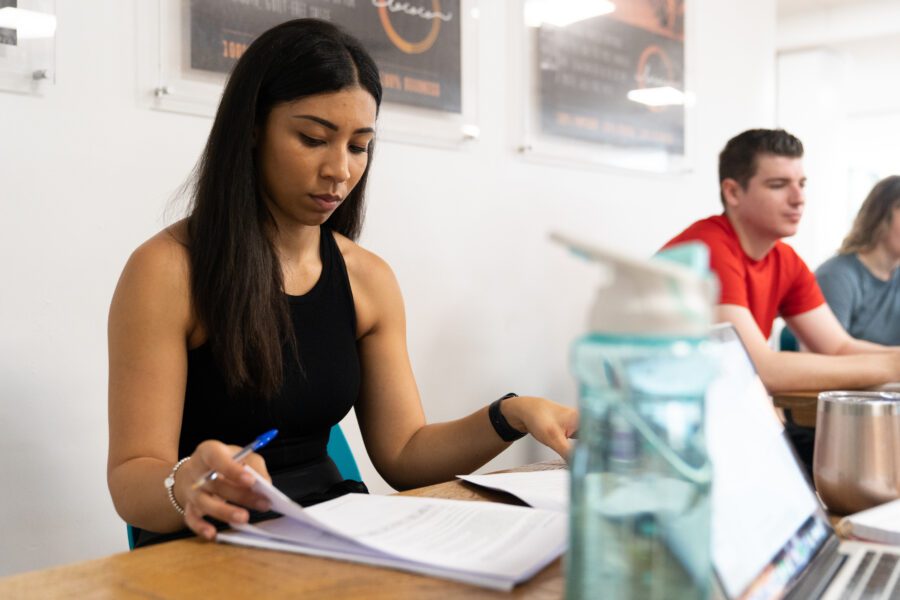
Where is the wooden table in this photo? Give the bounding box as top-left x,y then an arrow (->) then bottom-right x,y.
772,390 -> 819,428
0,462 -> 564,600
773,385 -> 900,429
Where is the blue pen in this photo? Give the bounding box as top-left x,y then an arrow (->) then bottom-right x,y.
190,429 -> 278,490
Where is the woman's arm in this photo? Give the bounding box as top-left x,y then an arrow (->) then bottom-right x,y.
107,231 -> 270,538
344,243 -> 577,491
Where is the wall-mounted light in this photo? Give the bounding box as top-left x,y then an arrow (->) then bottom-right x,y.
0,7 -> 57,40
525,0 -> 615,28
627,86 -> 694,107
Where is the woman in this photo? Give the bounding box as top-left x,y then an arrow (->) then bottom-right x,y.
816,176 -> 900,346
107,19 -> 577,547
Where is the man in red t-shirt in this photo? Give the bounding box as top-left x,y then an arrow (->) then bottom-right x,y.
663,128 -> 900,393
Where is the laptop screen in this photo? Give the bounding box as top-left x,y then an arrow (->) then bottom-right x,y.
707,324 -> 827,598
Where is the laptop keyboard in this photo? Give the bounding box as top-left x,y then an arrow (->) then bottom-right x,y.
847,552 -> 878,596
844,551 -> 900,599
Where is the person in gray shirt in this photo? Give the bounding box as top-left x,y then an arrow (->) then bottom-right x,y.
816,176 -> 900,345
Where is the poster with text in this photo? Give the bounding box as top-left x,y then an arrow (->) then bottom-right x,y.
0,0 -> 17,46
537,0 -> 685,154
189,0 -> 461,113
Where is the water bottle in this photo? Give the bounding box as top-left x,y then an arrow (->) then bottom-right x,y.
551,234 -> 718,600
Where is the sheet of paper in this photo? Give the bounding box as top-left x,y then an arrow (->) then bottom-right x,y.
239,466 -> 340,533
217,529 -> 515,591
304,494 -> 566,578
226,468 -> 567,587
842,499 -> 900,543
232,517 -> 381,558
457,470 -> 569,512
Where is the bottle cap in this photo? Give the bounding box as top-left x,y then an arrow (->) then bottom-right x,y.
550,232 -> 718,337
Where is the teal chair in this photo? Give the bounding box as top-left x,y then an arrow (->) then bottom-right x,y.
780,325 -> 799,351
127,521 -> 137,551
128,424 -> 360,550
326,424 -> 362,481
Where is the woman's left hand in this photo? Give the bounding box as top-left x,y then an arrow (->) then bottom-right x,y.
501,396 -> 579,459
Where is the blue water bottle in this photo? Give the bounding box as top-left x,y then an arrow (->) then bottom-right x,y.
552,234 -> 718,600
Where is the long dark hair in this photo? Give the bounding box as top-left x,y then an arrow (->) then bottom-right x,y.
187,19 -> 382,398
840,176 -> 900,255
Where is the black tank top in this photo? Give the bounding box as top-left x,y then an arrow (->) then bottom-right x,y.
133,228 -> 363,548
179,227 -> 361,472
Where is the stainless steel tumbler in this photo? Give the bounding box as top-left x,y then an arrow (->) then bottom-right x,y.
814,391 -> 900,515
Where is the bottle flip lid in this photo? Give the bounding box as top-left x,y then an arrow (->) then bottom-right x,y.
550,231 -> 718,337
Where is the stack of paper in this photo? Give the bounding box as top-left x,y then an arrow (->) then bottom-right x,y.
217,468 -> 567,591
837,499 -> 900,545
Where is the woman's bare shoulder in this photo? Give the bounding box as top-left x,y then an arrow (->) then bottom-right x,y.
111,220 -> 194,330
126,221 -> 190,284
332,231 -> 404,336
332,231 -> 396,286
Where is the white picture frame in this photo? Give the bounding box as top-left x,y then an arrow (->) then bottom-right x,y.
509,0 -> 695,174
0,0 -> 56,95
135,0 -> 481,150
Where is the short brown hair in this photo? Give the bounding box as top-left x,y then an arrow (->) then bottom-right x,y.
839,176 -> 900,254
718,129 -> 804,206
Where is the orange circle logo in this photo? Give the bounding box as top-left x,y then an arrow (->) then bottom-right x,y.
636,45 -> 674,88
635,45 -> 675,112
377,1 -> 444,55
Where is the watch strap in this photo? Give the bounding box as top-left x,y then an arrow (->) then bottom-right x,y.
489,393 -> 526,442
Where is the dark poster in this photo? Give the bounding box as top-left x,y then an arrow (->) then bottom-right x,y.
537,0 -> 685,154
189,0 -> 461,113
0,0 -> 17,47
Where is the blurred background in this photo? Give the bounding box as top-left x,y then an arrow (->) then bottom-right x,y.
0,0 -> 897,576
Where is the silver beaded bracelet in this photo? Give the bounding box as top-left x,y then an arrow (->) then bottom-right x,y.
163,457 -> 191,516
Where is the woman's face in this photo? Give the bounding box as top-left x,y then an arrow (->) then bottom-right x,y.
256,86 -> 377,228
881,204 -> 900,259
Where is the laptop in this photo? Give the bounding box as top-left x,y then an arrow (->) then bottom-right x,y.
707,323 -> 900,599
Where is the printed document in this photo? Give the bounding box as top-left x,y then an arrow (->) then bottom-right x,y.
216,467 -> 567,591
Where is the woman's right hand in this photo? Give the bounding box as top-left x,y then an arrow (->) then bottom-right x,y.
173,440 -> 274,540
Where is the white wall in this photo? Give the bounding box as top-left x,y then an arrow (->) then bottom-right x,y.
0,0 -> 777,576
777,0 -> 900,269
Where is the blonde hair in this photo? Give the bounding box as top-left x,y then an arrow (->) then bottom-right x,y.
839,176 -> 900,255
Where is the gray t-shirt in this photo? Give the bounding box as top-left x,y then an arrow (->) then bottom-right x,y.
815,253 -> 900,345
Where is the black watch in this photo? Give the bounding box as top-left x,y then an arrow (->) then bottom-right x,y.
489,393 -> 526,442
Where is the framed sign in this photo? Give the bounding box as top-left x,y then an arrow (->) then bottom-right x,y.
512,0 -> 694,173
0,0 -> 56,95
136,0 -> 479,148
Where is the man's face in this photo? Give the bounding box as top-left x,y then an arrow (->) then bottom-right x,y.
724,154 -> 806,242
